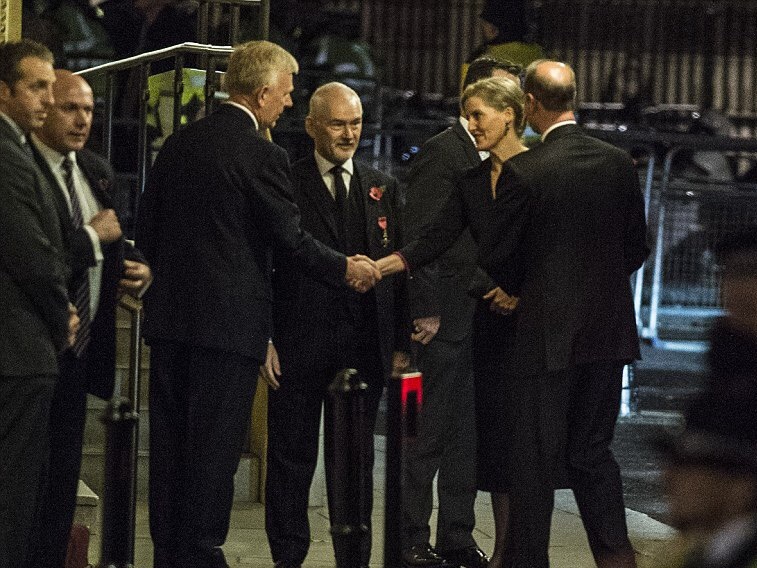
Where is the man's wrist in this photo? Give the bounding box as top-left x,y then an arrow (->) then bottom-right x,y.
393,251 -> 409,272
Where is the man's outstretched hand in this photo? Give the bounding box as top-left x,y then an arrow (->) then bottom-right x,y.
345,254 -> 381,293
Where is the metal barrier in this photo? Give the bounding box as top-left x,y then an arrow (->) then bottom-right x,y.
590,129 -> 757,351
649,135 -> 757,350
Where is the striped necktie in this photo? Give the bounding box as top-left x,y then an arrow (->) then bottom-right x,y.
62,157 -> 91,357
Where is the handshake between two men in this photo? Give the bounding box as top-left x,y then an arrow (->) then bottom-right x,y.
345,254 -> 383,293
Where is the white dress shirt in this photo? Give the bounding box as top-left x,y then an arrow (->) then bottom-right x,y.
314,152 -> 354,199
33,135 -> 104,317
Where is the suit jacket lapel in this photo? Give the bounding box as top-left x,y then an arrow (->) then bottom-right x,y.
30,143 -> 71,228
300,155 -> 340,241
0,117 -> 24,151
354,164 -> 385,253
77,153 -> 112,209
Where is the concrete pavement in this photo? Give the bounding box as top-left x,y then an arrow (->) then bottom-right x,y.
85,435 -> 677,567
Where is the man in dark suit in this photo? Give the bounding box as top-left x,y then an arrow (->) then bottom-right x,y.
0,39 -> 74,568
478,60 -> 649,568
136,42 -> 380,568
29,70 -> 152,568
262,82 -> 407,568
401,57 -> 520,568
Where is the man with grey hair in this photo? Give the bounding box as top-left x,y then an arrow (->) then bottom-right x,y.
262,81 -> 407,568
136,43 -> 381,568
479,59 -> 648,568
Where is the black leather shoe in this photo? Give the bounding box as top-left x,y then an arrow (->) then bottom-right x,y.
274,561 -> 302,568
402,543 -> 447,567
441,545 -> 489,568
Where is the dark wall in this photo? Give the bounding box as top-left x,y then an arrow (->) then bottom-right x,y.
360,0 -> 757,136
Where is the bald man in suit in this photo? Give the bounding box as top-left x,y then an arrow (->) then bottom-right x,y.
30,70 -> 151,568
264,82 -> 408,568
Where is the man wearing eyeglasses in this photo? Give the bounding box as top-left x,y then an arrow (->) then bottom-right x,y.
263,81 -> 408,568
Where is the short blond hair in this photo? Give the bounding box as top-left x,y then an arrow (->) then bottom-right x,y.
224,40 -> 298,95
461,76 -> 526,136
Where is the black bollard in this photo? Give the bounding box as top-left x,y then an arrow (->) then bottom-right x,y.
98,397 -> 139,568
329,368 -> 368,568
384,369 -> 423,568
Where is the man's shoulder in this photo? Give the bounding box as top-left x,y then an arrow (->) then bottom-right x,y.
163,110 -> 282,163
0,137 -> 27,168
291,154 -> 316,172
355,160 -> 397,187
409,124 -> 477,183
419,123 -> 470,155
78,148 -> 112,173
503,146 -> 542,176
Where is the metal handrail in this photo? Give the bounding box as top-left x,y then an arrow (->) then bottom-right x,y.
75,42 -> 236,232
75,42 -> 234,77
115,294 -> 144,564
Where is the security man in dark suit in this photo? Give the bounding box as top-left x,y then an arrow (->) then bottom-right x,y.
479,60 -> 649,568
263,81 -> 407,568
0,39 -> 74,568
136,41 -> 380,568
30,70 -> 152,568
401,57 -> 520,568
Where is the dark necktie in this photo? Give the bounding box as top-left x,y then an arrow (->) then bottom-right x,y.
331,165 -> 348,248
62,157 -> 91,357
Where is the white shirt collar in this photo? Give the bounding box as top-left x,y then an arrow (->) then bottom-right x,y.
459,116 -> 476,146
459,116 -> 489,161
224,101 -> 259,130
314,151 -> 354,178
541,120 -> 578,141
31,134 -> 76,169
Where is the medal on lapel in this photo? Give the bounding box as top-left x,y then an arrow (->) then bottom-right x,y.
378,216 -> 389,247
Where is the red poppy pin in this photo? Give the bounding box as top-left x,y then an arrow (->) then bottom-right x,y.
369,185 -> 385,201
378,216 -> 389,247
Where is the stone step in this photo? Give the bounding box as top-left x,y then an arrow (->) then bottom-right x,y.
81,398 -> 261,504
74,480 -> 100,531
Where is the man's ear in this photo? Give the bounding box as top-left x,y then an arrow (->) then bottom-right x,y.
304,115 -> 315,138
0,80 -> 11,104
255,85 -> 269,108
